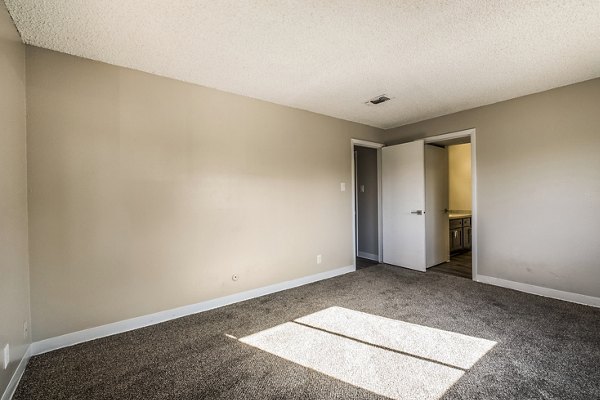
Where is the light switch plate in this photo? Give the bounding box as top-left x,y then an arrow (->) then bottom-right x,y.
3,343 -> 9,369
340,182 -> 346,191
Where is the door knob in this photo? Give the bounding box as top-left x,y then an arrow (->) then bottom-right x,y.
410,210 -> 423,215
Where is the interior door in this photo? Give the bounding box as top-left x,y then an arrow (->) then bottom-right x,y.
425,145 -> 449,267
382,140 -> 426,271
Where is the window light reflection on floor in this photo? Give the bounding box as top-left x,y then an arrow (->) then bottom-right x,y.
237,307 -> 496,400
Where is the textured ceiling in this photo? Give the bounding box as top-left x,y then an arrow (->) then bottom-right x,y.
5,0 -> 600,129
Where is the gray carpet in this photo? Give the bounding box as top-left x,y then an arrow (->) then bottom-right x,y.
14,265 -> 600,399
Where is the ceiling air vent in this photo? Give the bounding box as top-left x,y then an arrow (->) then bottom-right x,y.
366,95 -> 391,105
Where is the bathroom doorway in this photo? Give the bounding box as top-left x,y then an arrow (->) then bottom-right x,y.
425,133 -> 474,279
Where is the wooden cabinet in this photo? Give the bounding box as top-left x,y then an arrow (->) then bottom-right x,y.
449,215 -> 471,253
450,228 -> 463,252
463,226 -> 472,249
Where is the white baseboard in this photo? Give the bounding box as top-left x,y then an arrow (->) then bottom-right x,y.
357,251 -> 379,261
1,345 -> 31,400
476,275 -> 600,308
31,265 -> 355,356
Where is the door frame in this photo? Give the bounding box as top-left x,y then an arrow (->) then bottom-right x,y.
424,128 -> 478,280
351,139 -> 384,269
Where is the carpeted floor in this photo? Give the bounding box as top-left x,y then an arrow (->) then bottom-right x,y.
14,265 -> 600,399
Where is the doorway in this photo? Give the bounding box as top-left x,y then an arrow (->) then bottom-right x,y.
426,131 -> 476,279
350,139 -> 384,270
379,128 -> 477,280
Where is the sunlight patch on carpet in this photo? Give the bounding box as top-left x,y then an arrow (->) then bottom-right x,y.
240,322 -> 463,400
296,306 -> 496,369
239,307 -> 496,400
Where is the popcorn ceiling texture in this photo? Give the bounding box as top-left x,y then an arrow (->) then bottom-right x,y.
5,0 -> 600,128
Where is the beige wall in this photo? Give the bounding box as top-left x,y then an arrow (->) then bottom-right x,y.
448,144 -> 471,211
11,35 -> 600,346
0,2 -> 30,395
384,78 -> 600,298
26,46 -> 382,341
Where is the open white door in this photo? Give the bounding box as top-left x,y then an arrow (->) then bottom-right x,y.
425,145 -> 449,267
382,140 -> 426,271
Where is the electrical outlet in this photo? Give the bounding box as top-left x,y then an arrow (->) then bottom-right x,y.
24,321 -> 29,339
316,254 -> 322,264
3,344 -> 9,369
340,182 -> 346,192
